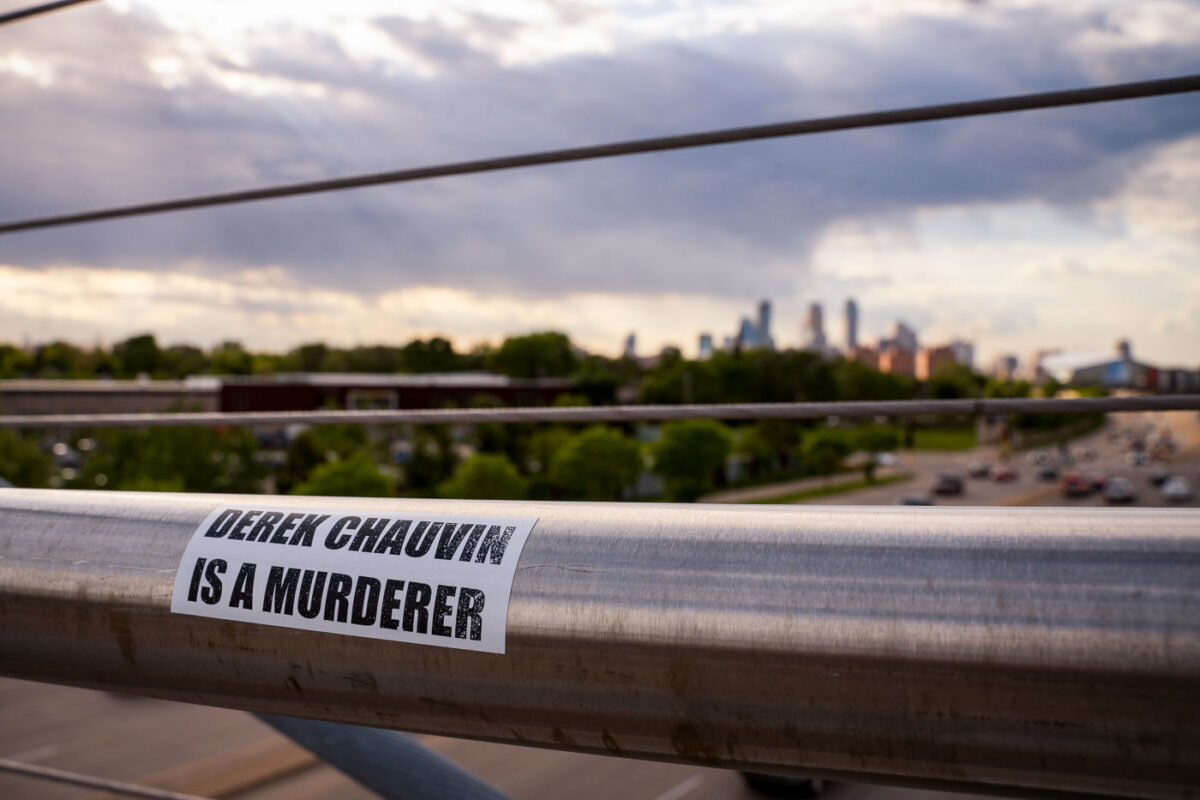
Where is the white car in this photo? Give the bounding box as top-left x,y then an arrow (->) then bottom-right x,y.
1162,477 -> 1194,502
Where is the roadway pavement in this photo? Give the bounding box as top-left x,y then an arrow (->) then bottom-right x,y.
792,411 -> 1200,509
2,410 -> 1196,799
0,678 -> 980,800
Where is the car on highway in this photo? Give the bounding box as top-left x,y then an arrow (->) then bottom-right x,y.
1059,472 -> 1091,497
1103,477 -> 1136,504
967,461 -> 991,479
1162,476 -> 1194,502
1149,466 -> 1170,487
990,465 -> 1017,482
1084,473 -> 1107,492
1126,450 -> 1151,466
932,473 -> 964,496
1036,465 -> 1059,482
741,772 -> 825,796
896,493 -> 935,506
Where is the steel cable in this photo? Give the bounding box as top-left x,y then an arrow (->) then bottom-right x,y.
0,394 -> 1196,429
2,74 -> 1199,234
0,0 -> 97,26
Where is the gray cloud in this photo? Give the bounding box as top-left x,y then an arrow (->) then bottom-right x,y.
1,1 -> 1198,304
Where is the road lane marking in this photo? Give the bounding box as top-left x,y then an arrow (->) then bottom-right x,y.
2,744 -> 59,762
650,773 -> 704,800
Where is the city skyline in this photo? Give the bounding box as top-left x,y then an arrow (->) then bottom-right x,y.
1,2 -> 1198,368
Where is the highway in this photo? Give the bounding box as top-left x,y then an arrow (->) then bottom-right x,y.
1,410 -> 1195,799
800,410 -> 1200,509
0,678 -> 983,800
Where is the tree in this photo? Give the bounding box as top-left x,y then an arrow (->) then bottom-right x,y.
550,426 -> 641,500
802,429 -> 853,477
439,454 -> 527,500
0,430 -> 52,487
72,426 -> 265,493
404,425 -> 459,493
833,357 -> 915,401
113,334 -> 161,377
293,452 -> 392,497
209,341 -> 254,375
524,427 -> 570,499
277,425 -> 370,494
651,420 -> 732,501
401,337 -> 464,373
488,332 -> 578,379
160,344 -> 209,377
32,340 -> 92,377
0,344 -> 33,378
289,342 -> 330,372
739,419 -> 806,476
927,363 -> 983,400
852,424 -> 900,482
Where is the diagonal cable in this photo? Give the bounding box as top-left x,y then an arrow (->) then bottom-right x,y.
0,0 -> 98,26
1,74 -> 1198,235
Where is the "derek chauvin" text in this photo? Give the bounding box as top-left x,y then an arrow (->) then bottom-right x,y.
203,508 -> 519,565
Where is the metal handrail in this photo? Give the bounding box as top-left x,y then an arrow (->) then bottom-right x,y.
0,488 -> 1197,798
1,393 -> 1198,429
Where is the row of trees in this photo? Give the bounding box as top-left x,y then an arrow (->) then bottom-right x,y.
0,333 -> 586,381
1,415 -> 901,502
2,329 -> 1098,499
3,331 -> 991,403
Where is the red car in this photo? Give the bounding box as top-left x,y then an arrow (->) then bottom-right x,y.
990,465 -> 1017,482
1059,471 -> 1091,497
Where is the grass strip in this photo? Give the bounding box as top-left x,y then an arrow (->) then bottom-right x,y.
748,472 -> 912,504
911,427 -> 977,451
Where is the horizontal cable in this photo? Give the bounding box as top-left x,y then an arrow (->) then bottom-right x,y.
0,0 -> 97,26
2,74 -> 1199,235
0,758 -> 210,800
1,394 -> 1196,429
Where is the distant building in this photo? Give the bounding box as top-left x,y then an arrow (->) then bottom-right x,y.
802,302 -> 827,351
850,345 -> 879,369
697,333 -> 714,360
737,317 -> 757,349
220,373 -> 572,413
889,321 -> 918,353
916,345 -> 957,381
917,339 -> 975,380
991,354 -> 1019,381
1068,341 -> 1161,392
757,300 -> 773,349
949,339 -> 974,369
1158,367 -> 1200,393
844,298 -> 858,351
0,377 -> 218,416
879,344 -> 915,377
622,333 -> 636,359
1024,348 -> 1061,384
733,299 -> 774,350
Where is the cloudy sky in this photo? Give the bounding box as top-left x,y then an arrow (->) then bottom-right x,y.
1,0 -> 1198,368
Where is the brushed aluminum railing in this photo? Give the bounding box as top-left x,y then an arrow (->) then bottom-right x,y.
0,488 -> 1196,798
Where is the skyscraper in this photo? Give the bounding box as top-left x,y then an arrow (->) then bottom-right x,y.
844,298 -> 858,351
733,300 -> 775,350
622,332 -> 636,359
803,302 -> 826,350
757,300 -> 772,349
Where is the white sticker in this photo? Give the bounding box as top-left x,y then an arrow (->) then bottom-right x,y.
171,505 -> 537,654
